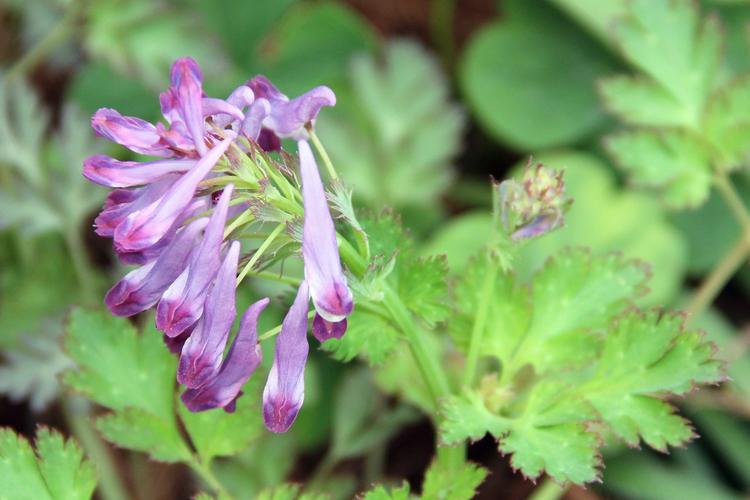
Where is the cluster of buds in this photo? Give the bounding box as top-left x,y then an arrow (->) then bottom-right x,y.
83,58 -> 354,432
496,161 -> 572,241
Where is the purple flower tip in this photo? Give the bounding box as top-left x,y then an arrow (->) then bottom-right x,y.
312,313 -> 347,342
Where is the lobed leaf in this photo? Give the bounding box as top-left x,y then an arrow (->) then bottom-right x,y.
0,427 -> 97,500
704,76 -> 750,170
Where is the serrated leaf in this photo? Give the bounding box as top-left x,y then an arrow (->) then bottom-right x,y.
362,483 -> 411,500
606,129 -> 712,209
318,39 -> 462,209
323,309 -> 399,364
453,249 -> 648,375
581,311 -> 722,450
598,76 -> 690,127
460,0 -> 616,150
704,76 -> 750,170
421,453 -> 487,500
441,387 -> 600,484
63,309 -> 191,462
178,378 -> 264,462
0,427 -> 97,500
614,0 -> 722,125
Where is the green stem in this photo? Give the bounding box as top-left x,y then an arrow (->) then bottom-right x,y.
462,261 -> 496,387
62,398 -> 129,500
686,229 -> 750,319
64,230 -> 97,305
258,310 -> 316,341
528,477 -> 566,500
188,457 -> 233,499
244,270 -> 301,286
429,0 -> 456,68
308,130 -> 339,181
382,285 -> 451,407
236,223 -> 286,285
714,172 -> 750,233
6,7 -> 76,82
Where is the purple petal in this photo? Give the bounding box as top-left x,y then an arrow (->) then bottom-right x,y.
263,281 -> 310,433
177,241 -> 241,388
240,99 -> 271,143
266,86 -> 336,140
91,108 -> 172,157
112,135 -> 233,253
312,314 -> 347,342
181,298 -> 269,412
156,122 -> 196,155
246,76 -> 286,102
257,129 -> 281,152
163,328 -> 193,355
202,97 -> 244,121
156,184 -> 235,337
83,155 -> 195,188
94,175 -> 177,237
299,140 -> 353,322
104,218 -> 208,316
170,58 -> 207,155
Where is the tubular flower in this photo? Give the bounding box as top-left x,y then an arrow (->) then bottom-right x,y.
84,57 -> 356,431
263,282 -> 310,433
299,140 -> 353,324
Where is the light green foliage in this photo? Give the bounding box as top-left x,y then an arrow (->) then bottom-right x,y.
0,427 -> 97,500
441,250 -> 722,484
318,40 -> 462,210
178,381 -> 264,463
325,213 -> 449,363
0,328 -> 73,411
605,130 -> 712,208
421,453 -> 487,500
600,0 -> 750,208
460,0 -> 616,149
422,152 -> 689,305
362,483 -> 411,500
63,309 -> 191,462
547,0 -> 628,45
84,0 -> 226,89
256,483 -> 328,500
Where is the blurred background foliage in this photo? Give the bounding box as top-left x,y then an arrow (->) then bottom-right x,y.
1,0 -> 750,498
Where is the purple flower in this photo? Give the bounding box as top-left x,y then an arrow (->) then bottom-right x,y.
181,298 -> 269,412
112,135 -> 233,253
299,140 -> 353,322
94,175 -> 177,237
83,155 -> 195,188
167,58 -> 207,155
263,281 -> 310,433
312,314 -> 347,342
156,183 -> 234,337
177,240 -> 241,388
91,108 -> 172,157
104,217 -> 208,316
247,76 -> 336,141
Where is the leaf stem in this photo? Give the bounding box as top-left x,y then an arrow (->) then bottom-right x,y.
382,285 -> 451,407
188,456 -> 233,499
714,172 -> 750,233
258,310 -> 316,341
62,397 -> 129,500
429,0 -> 456,68
528,477 -> 566,500
308,130 -> 339,181
64,229 -> 97,305
686,229 -> 750,319
236,223 -> 286,285
462,260 -> 496,387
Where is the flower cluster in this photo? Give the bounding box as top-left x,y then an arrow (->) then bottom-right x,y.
83,58 -> 354,432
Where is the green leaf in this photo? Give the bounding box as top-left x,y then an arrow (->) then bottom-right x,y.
452,249 -> 648,375
256,483 -> 328,500
598,76 -> 691,127
0,427 -> 97,500
318,40 -> 462,210
84,0 -> 227,90
614,0 -> 722,126
63,309 -> 191,462
547,0 -> 628,46
256,1 -> 375,97
581,311 -> 722,450
704,76 -> 750,170
362,483 -> 411,500
421,454 -> 487,500
460,0 -> 616,149
441,387 -> 600,484
606,129 -> 712,209
178,379 -> 264,462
